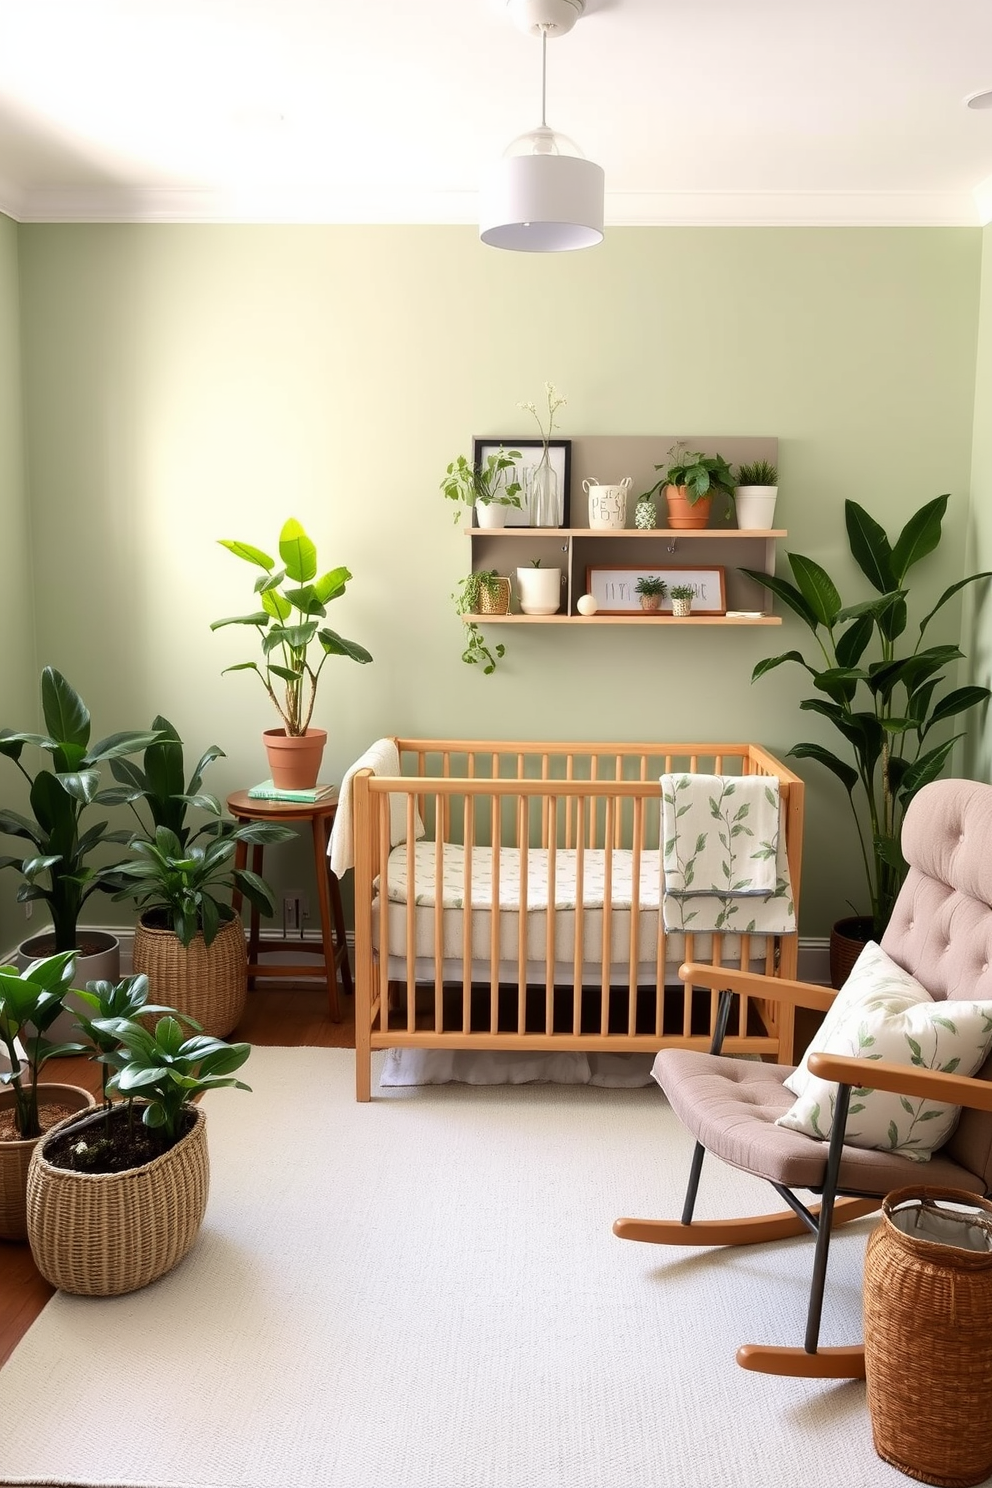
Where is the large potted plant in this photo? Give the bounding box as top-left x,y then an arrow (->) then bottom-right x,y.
636,443 -> 736,531
210,518 -> 373,789
109,817 -> 293,1037
441,448 -> 523,529
0,668 -> 163,984
27,988 -> 251,1296
742,494 -> 992,981
0,951 -> 95,1239
105,721 -> 294,1036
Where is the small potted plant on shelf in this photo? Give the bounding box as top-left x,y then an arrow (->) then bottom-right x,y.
441,448 -> 523,529
734,459 -> 779,530
669,583 -> 696,617
0,668 -> 164,987
516,558 -> 562,616
210,518 -> 373,790
26,972 -> 253,1296
637,443 -> 736,530
453,570 -> 511,675
634,575 -> 668,613
0,951 -> 95,1240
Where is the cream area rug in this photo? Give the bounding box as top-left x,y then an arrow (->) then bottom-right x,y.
0,1047 -> 939,1488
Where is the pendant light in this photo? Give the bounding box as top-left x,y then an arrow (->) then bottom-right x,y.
480,0 -> 604,253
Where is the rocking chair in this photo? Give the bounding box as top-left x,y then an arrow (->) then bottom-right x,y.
615,777 -> 992,1379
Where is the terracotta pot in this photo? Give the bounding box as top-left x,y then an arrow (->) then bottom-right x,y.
263,726 -> 327,790
665,485 -> 712,530
829,914 -> 875,990
27,1101 -> 209,1296
133,913 -> 247,1038
0,1084 -> 96,1241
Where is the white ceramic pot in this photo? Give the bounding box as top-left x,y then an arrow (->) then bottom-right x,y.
516,567 -> 562,616
583,477 -> 632,529
476,502 -> 508,529
734,485 -> 778,530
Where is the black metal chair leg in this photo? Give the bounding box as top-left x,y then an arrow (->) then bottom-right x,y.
679,988 -> 734,1226
803,1082 -> 852,1354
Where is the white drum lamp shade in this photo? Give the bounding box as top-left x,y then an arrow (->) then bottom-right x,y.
480,152 -> 604,252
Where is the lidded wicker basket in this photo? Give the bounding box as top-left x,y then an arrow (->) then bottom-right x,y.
864,1186 -> 992,1487
26,1102 -> 209,1296
132,913 -> 247,1038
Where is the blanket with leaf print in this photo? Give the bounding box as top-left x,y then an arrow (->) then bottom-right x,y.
660,773 -> 796,935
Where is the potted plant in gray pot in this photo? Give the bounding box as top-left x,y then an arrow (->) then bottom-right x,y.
26,981 -> 252,1296
0,668 -> 163,987
742,494 -> 992,984
0,951 -> 96,1240
210,518 -> 373,790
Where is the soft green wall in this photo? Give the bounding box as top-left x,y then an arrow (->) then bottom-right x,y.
12,224 -> 984,938
965,224 -> 992,781
0,213 -> 36,953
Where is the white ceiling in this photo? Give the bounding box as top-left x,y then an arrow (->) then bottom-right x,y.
2,0 -> 992,227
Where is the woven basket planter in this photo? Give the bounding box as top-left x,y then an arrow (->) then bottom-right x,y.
864,1186 -> 992,1487
476,577 -> 511,615
132,913 -> 247,1038
26,1101 -> 209,1296
0,1085 -> 96,1241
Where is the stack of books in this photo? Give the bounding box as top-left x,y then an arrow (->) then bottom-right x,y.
247,780 -> 338,803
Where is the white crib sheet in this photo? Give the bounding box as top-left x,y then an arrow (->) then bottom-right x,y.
383,842 -> 660,911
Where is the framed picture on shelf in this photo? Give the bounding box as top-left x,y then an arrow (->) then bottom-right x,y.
585,565 -> 727,615
472,437 -> 571,527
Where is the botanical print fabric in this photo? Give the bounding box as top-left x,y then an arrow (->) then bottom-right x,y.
383,843 -> 661,912
659,774 -> 795,934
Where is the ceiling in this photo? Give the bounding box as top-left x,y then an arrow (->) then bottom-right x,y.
2,0 -> 992,227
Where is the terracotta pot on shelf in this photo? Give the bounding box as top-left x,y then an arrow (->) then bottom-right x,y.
263,726 -> 327,790
665,486 -> 712,530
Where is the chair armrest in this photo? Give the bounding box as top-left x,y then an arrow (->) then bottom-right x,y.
679,962 -> 837,1014
808,1052 -> 992,1114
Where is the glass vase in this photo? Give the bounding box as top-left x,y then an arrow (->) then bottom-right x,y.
526,457 -> 561,528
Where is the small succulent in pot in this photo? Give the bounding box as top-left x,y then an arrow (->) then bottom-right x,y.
635,575 -> 668,612
669,583 -> 695,616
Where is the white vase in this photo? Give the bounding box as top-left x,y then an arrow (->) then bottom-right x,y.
583,477 -> 632,529
476,501 -> 507,529
734,485 -> 778,530
516,567 -> 562,616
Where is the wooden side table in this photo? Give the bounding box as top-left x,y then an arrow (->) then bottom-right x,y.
226,791 -> 352,1023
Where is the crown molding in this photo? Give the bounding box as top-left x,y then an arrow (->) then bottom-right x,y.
2,183 -> 982,227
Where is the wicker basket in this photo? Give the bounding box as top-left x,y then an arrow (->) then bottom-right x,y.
26,1101 -> 209,1296
132,913 -> 247,1038
864,1186 -> 992,1487
0,1085 -> 96,1241
476,577 -> 511,615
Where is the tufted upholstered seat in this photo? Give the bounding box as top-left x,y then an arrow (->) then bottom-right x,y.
616,777 -> 992,1378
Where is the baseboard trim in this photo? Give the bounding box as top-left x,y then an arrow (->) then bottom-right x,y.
5,926 -> 832,987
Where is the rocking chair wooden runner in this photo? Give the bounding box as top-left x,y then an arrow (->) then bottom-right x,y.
615,777 -> 992,1380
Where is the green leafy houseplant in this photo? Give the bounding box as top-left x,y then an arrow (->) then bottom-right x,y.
638,443 -> 737,518
0,670 -> 163,953
742,495 -> 992,936
210,517 -> 373,736
735,459 -> 778,487
104,716 -> 226,851
109,819 -> 294,948
635,576 -> 668,598
454,571 -> 509,675
441,449 -> 523,523
0,952 -> 86,1138
669,584 -> 695,601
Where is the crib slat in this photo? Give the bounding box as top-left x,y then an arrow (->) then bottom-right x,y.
573,796 -> 586,1036
546,795 -> 558,1034
490,791 -> 501,1034
462,792 -> 474,1033
517,793 -> 528,1035
601,794 -> 615,1035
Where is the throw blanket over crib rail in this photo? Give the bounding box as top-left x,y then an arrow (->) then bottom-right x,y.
349,740 -> 804,1101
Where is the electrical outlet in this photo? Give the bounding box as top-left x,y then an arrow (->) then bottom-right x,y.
282,893 -> 303,935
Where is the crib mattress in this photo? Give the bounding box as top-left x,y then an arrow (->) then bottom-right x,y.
374,842 -> 773,980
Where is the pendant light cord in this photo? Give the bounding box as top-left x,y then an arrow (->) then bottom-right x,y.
540,26 -> 548,128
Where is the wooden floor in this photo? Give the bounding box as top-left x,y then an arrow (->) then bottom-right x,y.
0,983 -> 356,1368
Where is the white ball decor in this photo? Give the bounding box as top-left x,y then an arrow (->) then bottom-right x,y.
577,594 -> 598,616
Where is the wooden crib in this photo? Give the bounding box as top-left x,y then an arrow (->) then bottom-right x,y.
351,739 -> 804,1100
